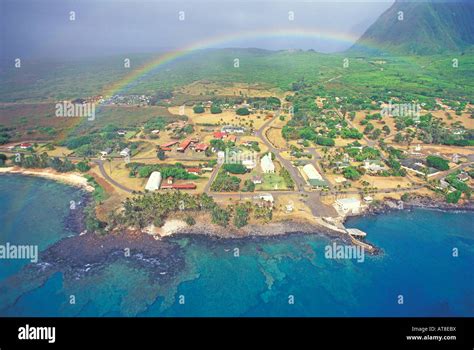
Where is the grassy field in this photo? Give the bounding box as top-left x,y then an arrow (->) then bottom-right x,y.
2,48 -> 472,103
255,173 -> 288,191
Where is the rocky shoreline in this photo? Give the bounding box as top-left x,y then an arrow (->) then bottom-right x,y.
8,192 -> 471,296
361,194 -> 474,217
38,231 -> 185,281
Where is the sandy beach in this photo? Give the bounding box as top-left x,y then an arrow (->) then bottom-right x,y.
0,167 -> 95,192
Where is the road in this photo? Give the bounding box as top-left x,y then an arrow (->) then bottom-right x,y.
94,159 -> 134,193
255,113 -> 307,192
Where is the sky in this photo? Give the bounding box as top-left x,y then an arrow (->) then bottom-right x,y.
0,0 -> 397,59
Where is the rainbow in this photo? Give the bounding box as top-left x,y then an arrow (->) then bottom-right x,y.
100,28 -> 383,98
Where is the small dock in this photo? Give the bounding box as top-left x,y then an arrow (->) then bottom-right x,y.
346,228 -> 367,237
345,228 -> 375,253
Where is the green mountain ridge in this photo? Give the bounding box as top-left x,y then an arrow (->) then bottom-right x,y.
350,0 -> 474,55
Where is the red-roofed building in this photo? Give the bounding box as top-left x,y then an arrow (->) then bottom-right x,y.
213,131 -> 227,139
19,143 -> 32,149
160,183 -> 197,190
161,147 -> 172,151
177,139 -> 192,152
194,143 -> 208,152
227,135 -> 237,143
161,141 -> 179,148
186,167 -> 201,175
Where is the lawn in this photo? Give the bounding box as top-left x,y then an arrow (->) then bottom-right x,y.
256,173 -> 288,191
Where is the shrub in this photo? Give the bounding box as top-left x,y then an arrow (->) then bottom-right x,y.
236,108 -> 250,116
193,105 -> 205,114
426,155 -> 449,171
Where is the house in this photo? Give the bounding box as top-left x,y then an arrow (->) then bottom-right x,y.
242,158 -> 257,170
160,183 -> 197,190
438,179 -> 451,190
151,129 -> 160,135
255,193 -> 274,206
177,139 -> 192,152
363,160 -> 385,174
100,147 -> 112,157
161,147 -> 172,152
19,143 -> 32,149
120,147 -> 130,157
457,172 -> 470,182
302,164 -> 328,188
186,167 -> 201,175
161,141 -> 179,148
145,171 -> 162,191
227,135 -> 237,143
260,153 -> 275,173
117,130 -> 127,136
221,125 -> 245,134
194,143 -> 208,152
363,196 -> 373,203
166,176 -> 174,185
401,158 -> 439,177
213,131 -> 227,139
335,197 -> 361,215
167,121 -> 187,131
201,167 -> 214,172
334,160 -> 350,169
452,154 -> 460,163
252,175 -> 263,184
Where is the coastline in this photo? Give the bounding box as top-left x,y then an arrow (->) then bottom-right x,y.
0,167 -> 95,192
360,195 -> 474,218
2,169 -> 471,255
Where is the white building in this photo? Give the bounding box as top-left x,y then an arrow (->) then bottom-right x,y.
145,171 -> 162,191
363,160 -> 385,173
255,193 -> 274,207
242,158 -> 257,169
260,153 -> 275,173
302,163 -> 327,188
120,147 -> 130,157
335,197 -> 361,215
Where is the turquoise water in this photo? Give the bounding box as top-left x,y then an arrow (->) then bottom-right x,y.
0,175 -> 473,316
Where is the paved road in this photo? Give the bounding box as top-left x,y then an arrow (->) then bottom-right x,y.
204,161 -> 222,194
255,112 -> 307,192
94,159 -> 134,193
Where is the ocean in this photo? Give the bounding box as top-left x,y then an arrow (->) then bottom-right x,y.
0,174 -> 473,316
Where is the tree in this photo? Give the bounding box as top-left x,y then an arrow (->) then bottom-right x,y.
76,161 -> 91,172
233,205 -> 249,228
210,106 -> 222,114
0,153 -> 7,166
223,163 -> 247,174
153,216 -> 164,227
185,215 -> 196,226
242,179 -> 255,192
236,108 -> 250,116
193,105 -> 205,114
445,190 -> 462,204
343,166 -> 361,180
316,136 -> 335,147
157,149 -> 166,160
211,207 -> 230,227
426,155 -> 449,171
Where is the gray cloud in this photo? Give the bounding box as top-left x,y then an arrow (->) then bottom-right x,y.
1,0 -> 394,59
